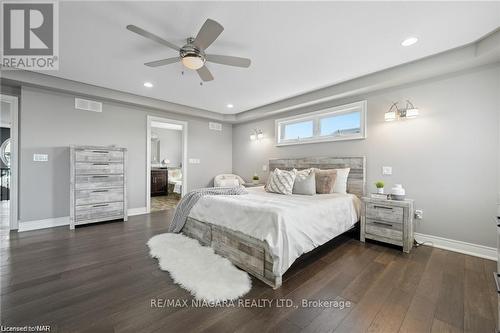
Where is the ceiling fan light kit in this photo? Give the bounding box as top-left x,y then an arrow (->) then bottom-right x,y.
127,19 -> 251,83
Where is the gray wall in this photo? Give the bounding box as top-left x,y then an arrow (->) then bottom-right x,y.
152,128 -> 182,167
232,65 -> 500,248
19,86 -> 232,222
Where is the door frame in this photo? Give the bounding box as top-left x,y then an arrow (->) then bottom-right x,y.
1,94 -> 19,230
146,115 -> 188,213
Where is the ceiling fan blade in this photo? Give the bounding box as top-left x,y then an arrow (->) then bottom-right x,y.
193,19 -> 224,50
126,25 -> 180,51
197,66 -> 214,82
144,57 -> 180,67
206,54 -> 251,68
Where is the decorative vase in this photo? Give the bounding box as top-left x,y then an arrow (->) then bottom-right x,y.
377,188 -> 384,194
391,184 -> 406,200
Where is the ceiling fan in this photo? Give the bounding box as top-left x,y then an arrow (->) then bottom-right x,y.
126,19 -> 251,82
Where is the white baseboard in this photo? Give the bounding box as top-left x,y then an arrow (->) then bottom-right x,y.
19,216 -> 70,232
415,232 -> 497,261
128,207 -> 148,216
18,207 -> 148,231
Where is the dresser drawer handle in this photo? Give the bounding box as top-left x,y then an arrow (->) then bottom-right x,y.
92,204 -> 109,208
92,151 -> 109,154
92,163 -> 109,166
92,190 -> 109,193
372,221 -> 393,227
91,175 -> 109,178
373,205 -> 393,210
494,273 -> 500,294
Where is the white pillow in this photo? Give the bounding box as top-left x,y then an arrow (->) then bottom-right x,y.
265,168 -> 296,195
332,168 -> 350,194
218,178 -> 240,187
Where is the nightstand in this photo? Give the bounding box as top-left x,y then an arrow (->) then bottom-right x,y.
243,182 -> 264,187
360,197 -> 414,253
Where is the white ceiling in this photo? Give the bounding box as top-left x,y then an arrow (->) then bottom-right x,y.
43,1 -> 500,114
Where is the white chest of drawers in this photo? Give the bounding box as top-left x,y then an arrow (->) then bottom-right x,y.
70,145 -> 128,229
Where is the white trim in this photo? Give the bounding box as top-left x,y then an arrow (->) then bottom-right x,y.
18,207 -> 148,231
19,216 -> 69,232
0,94 -> 19,230
146,115 -> 188,214
128,207 -> 148,216
275,101 -> 367,146
415,232 -> 497,261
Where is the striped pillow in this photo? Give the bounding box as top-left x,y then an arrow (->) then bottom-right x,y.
265,168 -> 296,195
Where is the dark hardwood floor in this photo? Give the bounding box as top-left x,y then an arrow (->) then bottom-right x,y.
0,210 -> 497,332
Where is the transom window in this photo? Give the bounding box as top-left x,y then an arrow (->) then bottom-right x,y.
275,101 -> 367,146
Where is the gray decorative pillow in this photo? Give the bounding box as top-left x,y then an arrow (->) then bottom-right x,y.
265,168 -> 296,195
292,169 -> 316,195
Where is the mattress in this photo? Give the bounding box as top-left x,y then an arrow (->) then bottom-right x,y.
188,186 -> 361,275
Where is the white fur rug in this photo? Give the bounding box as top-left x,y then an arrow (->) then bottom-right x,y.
147,233 -> 251,302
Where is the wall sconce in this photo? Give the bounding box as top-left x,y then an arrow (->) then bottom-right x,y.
250,129 -> 263,141
385,100 -> 419,121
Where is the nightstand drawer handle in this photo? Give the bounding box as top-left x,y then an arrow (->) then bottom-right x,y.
92,204 -> 109,208
494,273 -> 500,294
373,205 -> 393,210
372,221 -> 393,227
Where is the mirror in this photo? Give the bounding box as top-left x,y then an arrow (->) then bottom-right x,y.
0,138 -> 10,167
150,137 -> 160,164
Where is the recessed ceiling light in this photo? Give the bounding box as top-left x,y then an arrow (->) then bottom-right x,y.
226,104 -> 234,108
144,82 -> 153,88
401,37 -> 418,47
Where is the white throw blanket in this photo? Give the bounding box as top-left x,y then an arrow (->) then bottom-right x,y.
168,186 -> 248,233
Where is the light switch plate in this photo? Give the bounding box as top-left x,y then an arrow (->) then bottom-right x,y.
188,158 -> 200,164
33,154 -> 48,162
382,166 -> 392,175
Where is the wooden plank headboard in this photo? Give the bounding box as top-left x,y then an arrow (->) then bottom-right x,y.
268,156 -> 366,198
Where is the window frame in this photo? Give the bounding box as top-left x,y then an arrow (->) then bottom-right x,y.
275,101 -> 367,146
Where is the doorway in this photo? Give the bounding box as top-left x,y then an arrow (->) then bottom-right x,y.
0,94 -> 18,231
146,116 -> 187,213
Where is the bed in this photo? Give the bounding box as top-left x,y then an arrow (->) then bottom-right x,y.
182,156 -> 366,289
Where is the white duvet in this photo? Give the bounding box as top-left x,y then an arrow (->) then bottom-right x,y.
188,187 -> 361,275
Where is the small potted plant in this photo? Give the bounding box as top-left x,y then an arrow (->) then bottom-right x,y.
252,173 -> 260,185
375,181 -> 385,194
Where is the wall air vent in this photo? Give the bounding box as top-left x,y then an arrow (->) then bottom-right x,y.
209,122 -> 222,131
75,98 -> 102,113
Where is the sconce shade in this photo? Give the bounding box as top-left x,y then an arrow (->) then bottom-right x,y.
257,131 -> 264,140
385,110 -> 397,121
250,133 -> 256,141
406,108 -> 419,118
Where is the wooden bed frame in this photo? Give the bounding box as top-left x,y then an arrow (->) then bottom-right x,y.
182,156 -> 366,289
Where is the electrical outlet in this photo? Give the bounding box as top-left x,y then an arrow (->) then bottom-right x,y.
415,209 -> 423,220
382,166 -> 392,175
33,154 -> 48,162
